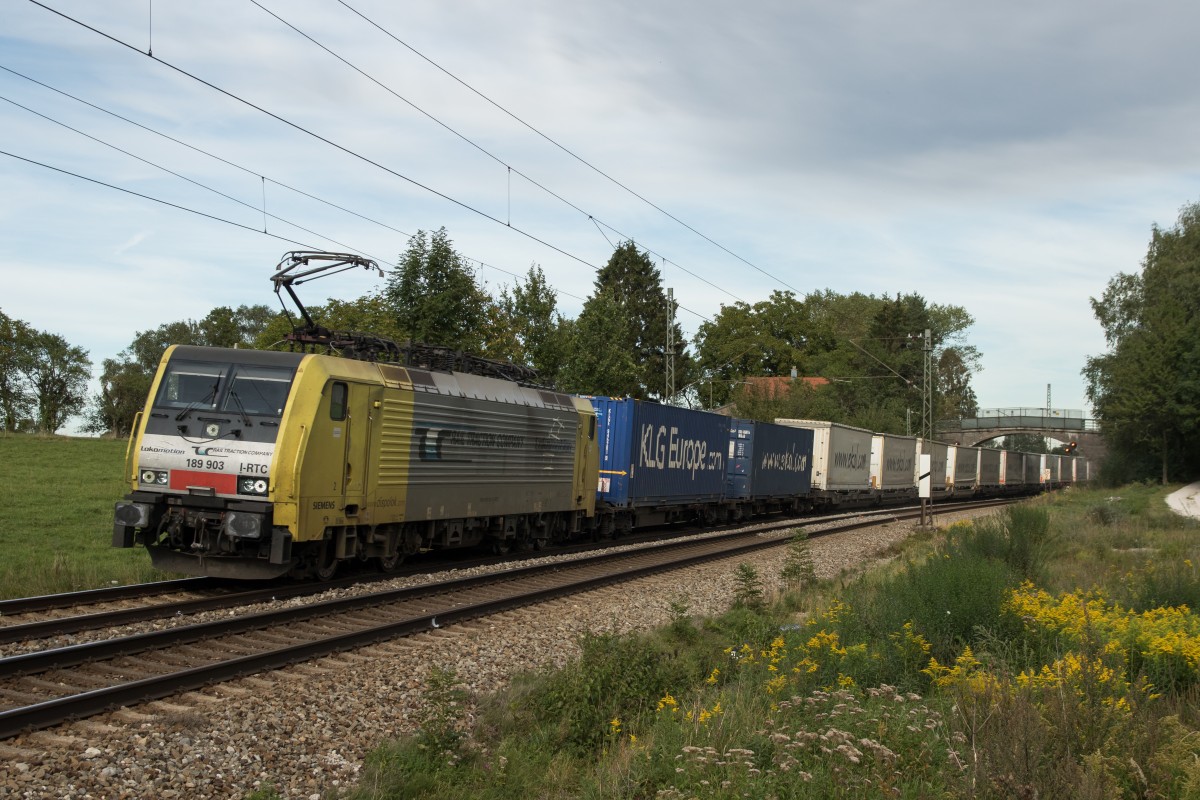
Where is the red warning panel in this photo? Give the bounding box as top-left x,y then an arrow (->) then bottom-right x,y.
170,470 -> 237,495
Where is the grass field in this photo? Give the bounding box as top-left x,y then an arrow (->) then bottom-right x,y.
0,434 -> 166,599
333,484 -> 1200,800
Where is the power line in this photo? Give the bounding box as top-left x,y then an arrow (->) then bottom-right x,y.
336,0 -> 800,295
0,93 -> 386,264
246,0 -> 742,304
0,61 -> 585,308
24,0 -> 715,322
1,148 -> 313,249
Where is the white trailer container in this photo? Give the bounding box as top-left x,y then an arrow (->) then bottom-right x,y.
776,419 -> 874,506
871,433 -> 917,501
978,448 -> 1002,490
1001,450 -> 1024,493
951,445 -> 980,496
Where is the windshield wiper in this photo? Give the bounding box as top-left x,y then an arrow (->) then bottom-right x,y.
227,389 -> 253,428
175,384 -> 218,421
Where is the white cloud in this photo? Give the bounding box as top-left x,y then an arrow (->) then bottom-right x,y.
3,0 -> 1199,423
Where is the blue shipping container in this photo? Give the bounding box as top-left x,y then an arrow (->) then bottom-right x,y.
589,397 -> 730,507
727,419 -> 814,500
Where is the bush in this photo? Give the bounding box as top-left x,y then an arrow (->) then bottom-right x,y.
526,631 -> 692,752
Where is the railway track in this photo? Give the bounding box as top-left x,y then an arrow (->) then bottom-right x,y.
0,502 -> 947,648
0,498 -> 1009,740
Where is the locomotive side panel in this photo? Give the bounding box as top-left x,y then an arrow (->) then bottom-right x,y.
402,374 -> 581,520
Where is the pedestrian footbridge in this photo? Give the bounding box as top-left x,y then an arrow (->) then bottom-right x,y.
936,408 -> 1103,456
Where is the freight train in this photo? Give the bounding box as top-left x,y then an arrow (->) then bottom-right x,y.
113,344 -> 1089,579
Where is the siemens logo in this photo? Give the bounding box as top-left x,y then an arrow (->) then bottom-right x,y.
639,424 -> 723,477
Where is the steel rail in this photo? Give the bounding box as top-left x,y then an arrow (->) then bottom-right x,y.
0,577 -> 221,615
0,498 -> 1011,740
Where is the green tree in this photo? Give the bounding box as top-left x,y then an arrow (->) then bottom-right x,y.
385,228 -> 493,352
572,242 -> 691,400
557,290 -> 637,396
694,290 -> 980,433
27,332 -> 91,433
0,310 -> 37,432
491,265 -> 571,385
87,305 -> 275,436
1004,433 -> 1048,453
1085,201 -> 1200,483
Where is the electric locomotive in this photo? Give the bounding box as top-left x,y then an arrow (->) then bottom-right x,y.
113,344 -> 599,579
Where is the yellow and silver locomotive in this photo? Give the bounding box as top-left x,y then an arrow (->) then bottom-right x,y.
114,344 -> 599,579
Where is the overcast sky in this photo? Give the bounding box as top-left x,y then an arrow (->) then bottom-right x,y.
4,0 -> 1199,427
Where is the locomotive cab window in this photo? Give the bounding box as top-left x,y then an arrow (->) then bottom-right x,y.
330,382 -> 348,420
222,364 -> 294,417
154,360 -> 226,411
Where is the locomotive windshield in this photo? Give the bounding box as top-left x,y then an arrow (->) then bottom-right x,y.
154,359 -> 296,418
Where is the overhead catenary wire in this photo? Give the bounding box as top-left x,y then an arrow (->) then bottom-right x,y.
27,0 -> 715,323
0,62 -> 587,306
335,0 -> 799,295
0,93 -> 387,265
245,0 -> 743,305
1,149 -> 314,250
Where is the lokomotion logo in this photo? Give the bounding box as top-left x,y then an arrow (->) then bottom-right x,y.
639,424 -> 723,477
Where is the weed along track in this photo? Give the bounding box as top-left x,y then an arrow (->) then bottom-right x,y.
0,499 -> 1008,741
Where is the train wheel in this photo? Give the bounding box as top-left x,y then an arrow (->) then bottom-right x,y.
376,548 -> 403,573
315,539 -> 339,581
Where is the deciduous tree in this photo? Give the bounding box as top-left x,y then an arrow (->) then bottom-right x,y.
86,305 -> 275,436
27,332 -> 91,433
1085,201 -> 1200,483
385,228 -> 493,352
0,310 -> 37,432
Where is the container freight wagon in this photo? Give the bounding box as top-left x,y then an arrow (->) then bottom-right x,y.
590,397 -> 730,530
1023,452 -> 1042,488
1046,454 -> 1062,487
1000,450 -> 1024,494
871,433 -> 918,502
776,419 -> 874,507
915,439 -> 949,498
726,420 -> 814,516
978,448 -> 1002,493
951,445 -> 980,496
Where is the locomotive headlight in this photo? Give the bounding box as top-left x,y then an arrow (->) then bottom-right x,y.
139,469 -> 168,486
224,511 -> 263,539
238,477 -> 269,496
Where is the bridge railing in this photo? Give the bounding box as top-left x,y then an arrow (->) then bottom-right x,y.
937,409 -> 1099,433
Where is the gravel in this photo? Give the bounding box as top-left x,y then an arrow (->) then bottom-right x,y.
0,505 -> 999,799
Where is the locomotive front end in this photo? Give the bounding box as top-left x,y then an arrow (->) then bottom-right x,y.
113,345 -> 304,579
